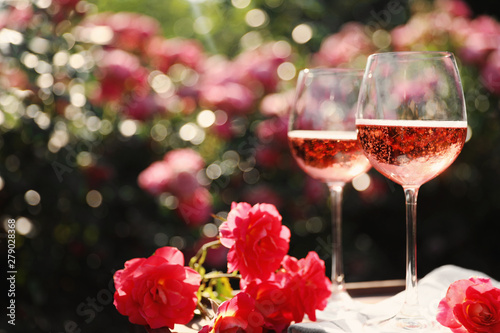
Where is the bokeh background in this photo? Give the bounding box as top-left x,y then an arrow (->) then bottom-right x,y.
1,0 -> 500,332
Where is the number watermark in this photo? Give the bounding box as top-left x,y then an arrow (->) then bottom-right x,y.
6,218 -> 16,326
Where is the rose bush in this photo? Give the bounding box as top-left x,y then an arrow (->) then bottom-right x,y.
113,246 -> 202,329
437,277 -> 500,333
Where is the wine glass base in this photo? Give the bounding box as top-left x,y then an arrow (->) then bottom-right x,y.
315,290 -> 359,321
364,314 -> 449,333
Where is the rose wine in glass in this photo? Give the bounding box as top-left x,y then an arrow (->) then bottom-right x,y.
356,52 -> 467,332
288,68 -> 371,316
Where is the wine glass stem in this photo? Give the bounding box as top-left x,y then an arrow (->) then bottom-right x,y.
401,186 -> 420,317
328,182 -> 346,295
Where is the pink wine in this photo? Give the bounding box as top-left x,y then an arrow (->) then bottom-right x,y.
288,130 -> 371,184
356,119 -> 467,186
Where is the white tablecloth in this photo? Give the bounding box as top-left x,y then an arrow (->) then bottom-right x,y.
288,265 -> 497,333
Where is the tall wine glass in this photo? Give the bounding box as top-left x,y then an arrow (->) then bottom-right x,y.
356,51 -> 467,331
288,68 -> 371,315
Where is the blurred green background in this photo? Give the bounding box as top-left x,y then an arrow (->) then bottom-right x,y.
1,0 -> 500,332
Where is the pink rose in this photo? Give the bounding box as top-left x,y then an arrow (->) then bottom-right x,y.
481,50 -> 500,96
123,94 -> 166,121
312,22 -> 375,67
146,37 -> 206,72
163,148 -> 205,174
280,252 -> 331,321
244,273 -> 299,332
113,247 -> 201,329
200,292 -> 264,333
219,202 -> 290,281
243,252 -> 331,330
137,148 -> 205,197
176,187 -> 213,226
93,50 -> 149,103
137,161 -> 174,196
437,277 -> 500,333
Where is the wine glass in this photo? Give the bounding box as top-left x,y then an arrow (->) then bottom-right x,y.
356,51 -> 467,331
288,68 -> 372,316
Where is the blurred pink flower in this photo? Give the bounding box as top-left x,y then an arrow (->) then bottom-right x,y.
255,146 -> 284,169
137,161 -> 174,196
233,42 -> 289,93
146,37 -> 206,72
255,117 -> 288,146
435,0 -> 472,18
198,57 -> 256,115
138,148 -> 212,225
0,4 -> 33,30
52,0 -> 86,23
93,49 -> 149,103
177,187 -> 213,226
481,50 -> 500,95
163,148 -> 205,174
312,22 -> 375,67
259,90 -> 294,118
123,94 -> 166,121
138,148 -> 205,197
458,16 -> 500,66
82,12 -> 160,52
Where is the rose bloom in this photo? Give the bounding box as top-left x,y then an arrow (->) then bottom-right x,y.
146,36 -> 206,72
280,252 -> 331,321
243,252 -> 331,331
137,148 -> 205,197
200,292 -> 264,333
311,22 -> 375,67
244,273 -> 299,332
219,202 -> 291,281
198,57 -> 256,114
93,49 -> 149,104
437,277 -> 500,333
113,247 -> 201,329
481,50 -> 500,96
176,187 -> 213,226
123,94 -> 166,121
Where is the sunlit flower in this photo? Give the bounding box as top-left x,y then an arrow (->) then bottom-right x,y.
113,247 -> 201,329
219,202 -> 291,281
437,277 -> 500,333
200,292 -> 264,333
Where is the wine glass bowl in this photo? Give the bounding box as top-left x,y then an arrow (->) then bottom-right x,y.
356,51 -> 467,331
288,68 -> 371,315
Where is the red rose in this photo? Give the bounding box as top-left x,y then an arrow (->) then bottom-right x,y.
243,253 -> 330,331
244,273 -> 300,332
437,277 -> 500,333
113,247 -> 201,329
280,252 -> 331,321
219,202 -> 290,281
200,292 -> 264,333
